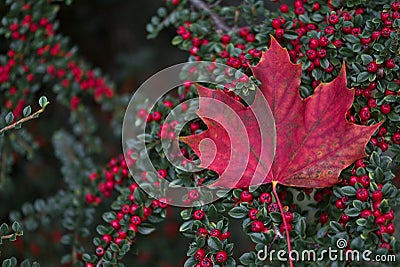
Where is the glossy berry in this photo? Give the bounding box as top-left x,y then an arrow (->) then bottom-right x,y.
320,213 -> 328,224
392,133 -> 400,144
193,210 -> 204,220
248,209 -> 258,220
259,192 -> 272,203
361,209 -> 373,218
335,199 -> 346,209
358,175 -> 370,187
221,34 -> 231,44
359,107 -> 370,121
95,246 -> 105,256
283,212 -> 293,223
240,190 -> 253,202
209,229 -> 221,238
251,220 -> 265,232
200,258 -> 212,267
356,188 -> 369,202
381,103 -> 391,114
194,248 -> 206,260
216,251 -> 228,263
328,14 -> 339,24
367,61 -> 378,72
372,190 -> 383,202
151,111 -> 162,121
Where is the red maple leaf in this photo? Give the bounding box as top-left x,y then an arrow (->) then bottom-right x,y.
180,38 -> 381,267
181,37 -> 381,190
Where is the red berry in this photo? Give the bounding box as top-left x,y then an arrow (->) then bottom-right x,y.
381,27 -> 391,37
372,190 -> 383,202
240,190 -> 253,203
216,251 -> 228,263
193,210 -> 204,220
381,11 -> 391,21
280,223 -> 292,233
367,98 -> 377,108
361,209 -> 373,218
194,248 -> 206,260
221,231 -> 231,239
221,34 -> 231,44
280,4 -> 289,13
359,107 -> 370,121
367,61 -> 378,73
341,214 -> 350,223
375,216 -> 386,225
95,246 -> 105,256
385,59 -> 396,69
239,27 -> 249,37
384,210 -> 394,221
151,111 -> 162,121
209,229 -> 221,238
371,31 -> 381,40
102,234 -> 112,244
248,209 -> 258,220
306,49 -> 317,60
312,2 -> 320,11
274,29 -> 284,39
197,228 -> 208,237
246,33 -> 255,42
386,223 -> 395,234
189,189 -> 200,200
392,133 -> 400,144
328,14 -> 339,24
283,212 -> 293,223
251,220 -> 265,232
309,38 -> 319,49
358,175 -> 370,187
110,220 -> 121,230
200,258 -> 212,267
381,103 -> 391,114
335,199 -> 346,209
259,192 -> 272,203
131,215 -> 141,225
320,213 -> 328,224
356,188 -> 369,202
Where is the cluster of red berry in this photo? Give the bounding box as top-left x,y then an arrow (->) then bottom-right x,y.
1,1 -> 114,122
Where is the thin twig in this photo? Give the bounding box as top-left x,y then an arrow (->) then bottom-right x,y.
188,0 -> 230,32
96,259 -> 103,267
209,0 -> 222,8
267,224 -> 283,252
0,102 -> 50,135
1,232 -> 22,241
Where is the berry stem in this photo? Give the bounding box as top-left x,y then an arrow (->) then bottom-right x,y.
272,181 -> 293,267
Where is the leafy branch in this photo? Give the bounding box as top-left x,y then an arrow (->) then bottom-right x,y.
0,96 -> 50,135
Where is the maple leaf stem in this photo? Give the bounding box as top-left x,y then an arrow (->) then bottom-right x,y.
272,181 -> 294,267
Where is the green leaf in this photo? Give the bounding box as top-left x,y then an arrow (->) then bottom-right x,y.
23,106 -> 32,117
0,223 -> 8,234
38,96 -> 48,108
11,221 -> 21,233
360,54 -> 373,65
228,206 -> 248,219
138,223 -> 156,235
346,208 -> 361,217
341,186 -> 357,196
295,217 -> 306,238
330,221 -> 343,233
5,112 -> 14,124
357,72 -> 370,83
207,236 -> 222,251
